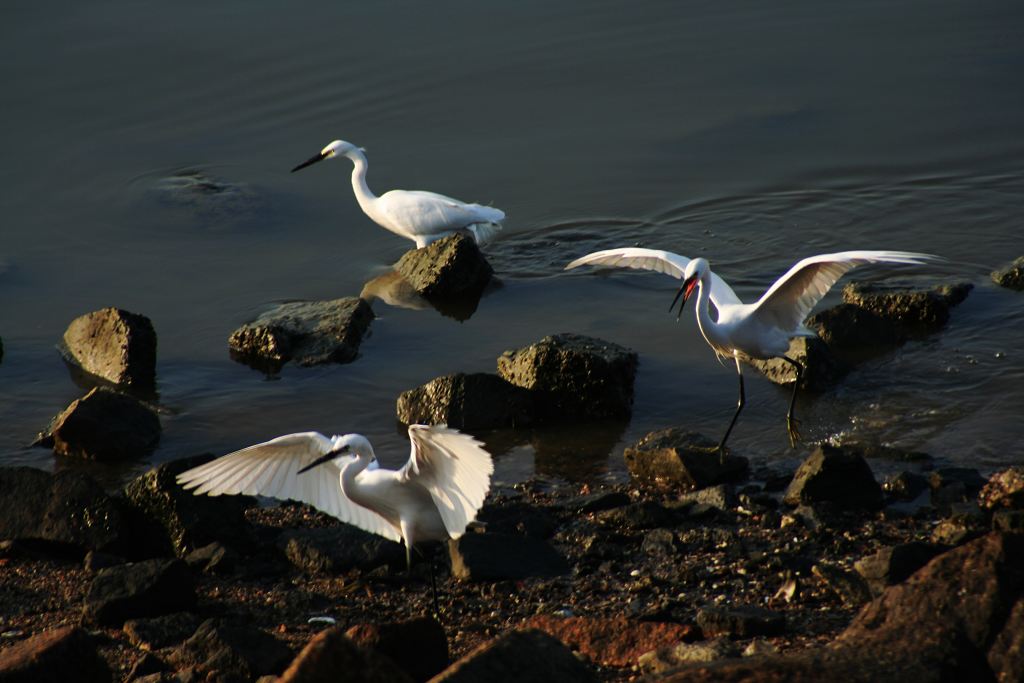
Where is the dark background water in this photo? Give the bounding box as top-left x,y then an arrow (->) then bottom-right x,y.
2,0 -> 1023,484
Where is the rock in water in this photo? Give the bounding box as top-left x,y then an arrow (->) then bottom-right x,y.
783,444 -> 883,511
62,307 -> 157,390
840,280 -> 972,333
394,233 -> 493,298
497,333 -> 638,421
395,372 -> 534,430
991,256 -> 1024,290
0,626 -> 111,683
228,297 -> 373,371
623,428 -> 748,490
746,336 -> 848,390
36,386 -> 160,461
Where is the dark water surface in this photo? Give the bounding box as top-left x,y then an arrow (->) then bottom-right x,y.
3,0 -> 1023,484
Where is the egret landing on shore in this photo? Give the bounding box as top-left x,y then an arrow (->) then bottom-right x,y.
177,424 -> 493,576
566,248 -> 938,452
291,139 -> 505,249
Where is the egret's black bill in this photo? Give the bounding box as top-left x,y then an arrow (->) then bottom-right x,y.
669,275 -> 698,319
291,151 -> 327,173
297,451 -> 335,474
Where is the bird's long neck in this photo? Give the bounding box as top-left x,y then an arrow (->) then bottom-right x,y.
694,274 -> 723,352
340,454 -> 372,501
345,149 -> 377,215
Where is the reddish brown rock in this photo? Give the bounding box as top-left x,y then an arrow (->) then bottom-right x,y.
346,617 -> 448,682
0,626 -> 111,683
62,307 -> 157,389
523,614 -> 699,668
430,629 -> 595,683
278,627 -> 412,683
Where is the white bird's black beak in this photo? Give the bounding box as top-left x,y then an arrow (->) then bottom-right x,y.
298,446 -> 347,474
291,151 -> 328,173
669,274 -> 699,320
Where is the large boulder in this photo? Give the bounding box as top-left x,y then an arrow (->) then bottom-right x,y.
431,629 -> 596,683
81,558 -> 195,627
838,280 -> 972,334
123,455 -> 255,558
623,428 -> 748,490
167,618 -> 293,682
345,617 -> 448,682
991,256 -> 1024,290
0,626 -> 111,683
448,533 -> 570,581
61,307 -> 157,390
278,627 -> 413,683
228,297 -> 373,371
395,372 -> 534,430
497,333 -> 638,421
35,387 -> 160,461
394,233 -> 493,299
0,467 -> 132,557
783,444 -> 883,511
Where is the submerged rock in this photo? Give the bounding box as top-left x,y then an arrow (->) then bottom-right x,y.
228,297 -> 373,371
991,256 -> 1024,290
35,387 -> 160,461
61,307 -> 157,390
497,333 -> 638,421
395,372 -> 534,430
432,629 -> 596,683
623,428 -> 748,490
394,233 -> 493,298
783,444 -> 883,511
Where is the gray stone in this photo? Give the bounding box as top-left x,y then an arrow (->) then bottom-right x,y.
228,297 -> 373,371
854,542 -> 947,596
0,626 -> 111,683
82,559 -> 195,627
123,456 -> 255,558
449,533 -> 570,581
394,233 -> 493,298
623,428 -> 748,490
497,333 -> 637,421
277,526 -> 404,575
395,372 -> 534,430
35,387 -> 160,461
432,629 -> 596,683
992,256 -> 1024,290
696,605 -> 786,638
746,336 -> 848,390
0,467 -> 132,557
783,444 -> 883,511
168,618 -> 293,683
61,307 -> 157,390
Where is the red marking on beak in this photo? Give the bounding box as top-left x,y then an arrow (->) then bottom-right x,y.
683,275 -> 699,302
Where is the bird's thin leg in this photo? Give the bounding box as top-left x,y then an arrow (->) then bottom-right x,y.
429,550 -> 440,619
781,356 -> 804,448
717,355 -> 745,462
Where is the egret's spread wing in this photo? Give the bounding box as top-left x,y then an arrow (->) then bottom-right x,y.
378,190 -> 505,237
176,432 -> 401,543
399,425 -> 493,539
565,247 -> 742,310
751,250 -> 938,332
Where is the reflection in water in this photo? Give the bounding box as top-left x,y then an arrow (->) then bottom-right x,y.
361,269 -> 496,321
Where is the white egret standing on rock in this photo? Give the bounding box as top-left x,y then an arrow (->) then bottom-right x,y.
291,140 -> 505,248
566,248 -> 938,452
177,424 -> 493,608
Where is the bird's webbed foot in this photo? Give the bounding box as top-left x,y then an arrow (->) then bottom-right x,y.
786,416 -> 802,449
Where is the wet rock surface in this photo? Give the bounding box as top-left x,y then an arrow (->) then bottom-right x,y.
746,336 -> 848,390
783,444 -> 883,511
228,297 -> 374,371
395,372 -> 534,430
497,333 -> 638,421
991,256 -> 1024,290
394,233 -> 493,299
623,428 -> 748,490
61,307 -> 157,390
35,387 -> 161,461
840,280 -> 972,332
